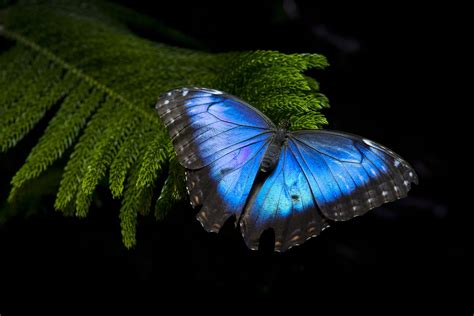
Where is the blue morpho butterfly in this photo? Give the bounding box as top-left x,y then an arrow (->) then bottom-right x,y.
156,87 -> 418,252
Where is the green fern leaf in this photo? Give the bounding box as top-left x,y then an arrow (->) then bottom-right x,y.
109,122 -> 158,198
0,0 -> 329,247
135,135 -> 170,190
155,153 -> 186,221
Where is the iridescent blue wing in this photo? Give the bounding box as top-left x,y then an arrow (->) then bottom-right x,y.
241,130 -> 417,251
288,130 -> 418,221
156,87 -> 275,232
240,145 -> 330,252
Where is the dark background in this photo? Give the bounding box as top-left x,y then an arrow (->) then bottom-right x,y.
0,0 -> 464,306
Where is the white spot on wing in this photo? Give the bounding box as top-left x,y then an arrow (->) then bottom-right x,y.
164,100 -> 169,105
394,160 -> 401,167
363,138 -> 375,147
182,89 -> 189,96
209,89 -> 223,94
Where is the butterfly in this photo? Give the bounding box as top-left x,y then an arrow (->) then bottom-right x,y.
156,87 -> 418,252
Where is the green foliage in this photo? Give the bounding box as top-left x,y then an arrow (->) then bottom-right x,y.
0,0 -> 329,247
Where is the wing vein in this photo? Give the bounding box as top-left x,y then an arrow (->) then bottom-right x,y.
205,110 -> 271,130
288,139 -> 327,205
194,131 -> 273,163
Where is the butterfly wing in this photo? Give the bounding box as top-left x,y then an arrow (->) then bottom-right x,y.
289,130 -> 418,221
240,145 -> 330,252
241,130 -> 418,251
156,87 -> 275,232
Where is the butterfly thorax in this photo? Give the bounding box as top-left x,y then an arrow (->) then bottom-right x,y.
260,127 -> 288,173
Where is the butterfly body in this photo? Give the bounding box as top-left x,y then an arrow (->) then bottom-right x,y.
156,87 -> 418,251
260,125 -> 288,173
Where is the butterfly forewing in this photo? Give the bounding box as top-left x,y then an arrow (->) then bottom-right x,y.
289,130 -> 418,221
156,87 -> 275,232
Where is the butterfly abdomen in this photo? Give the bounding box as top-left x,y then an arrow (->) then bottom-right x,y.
260,129 -> 287,173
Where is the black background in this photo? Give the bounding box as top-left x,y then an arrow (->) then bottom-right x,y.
0,0 -> 464,307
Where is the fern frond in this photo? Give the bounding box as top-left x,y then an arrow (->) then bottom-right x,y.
54,96 -> 116,215
9,80 -> 93,199
135,134 -> 170,190
120,174 -> 153,248
155,153 -> 186,221
109,122 -> 157,198
0,0 -> 330,246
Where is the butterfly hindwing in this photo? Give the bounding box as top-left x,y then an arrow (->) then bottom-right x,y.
240,145 -> 329,252
189,140 -> 268,232
156,87 -> 274,232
